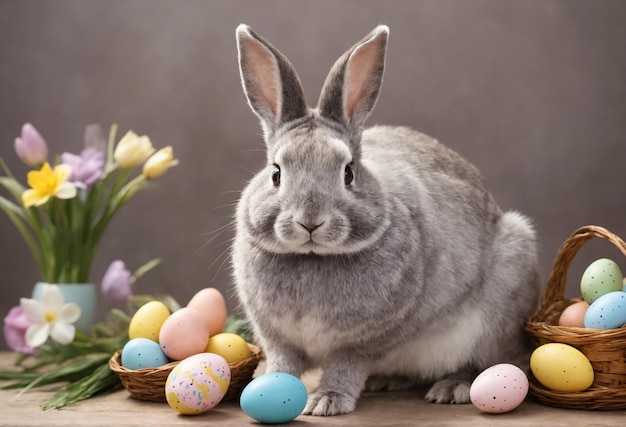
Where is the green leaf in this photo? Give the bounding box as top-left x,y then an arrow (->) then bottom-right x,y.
41,362 -> 121,410
224,314 -> 255,343
18,354 -> 111,395
131,258 -> 161,282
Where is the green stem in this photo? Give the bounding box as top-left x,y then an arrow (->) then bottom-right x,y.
131,258 -> 161,282
0,196 -> 44,274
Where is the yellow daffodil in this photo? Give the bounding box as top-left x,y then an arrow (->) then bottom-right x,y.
142,146 -> 179,179
22,163 -> 77,207
113,131 -> 155,168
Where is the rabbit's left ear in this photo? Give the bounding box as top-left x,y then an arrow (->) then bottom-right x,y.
318,25 -> 389,131
236,24 -> 308,137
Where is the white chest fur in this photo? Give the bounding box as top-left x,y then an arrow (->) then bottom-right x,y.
272,306 -> 485,380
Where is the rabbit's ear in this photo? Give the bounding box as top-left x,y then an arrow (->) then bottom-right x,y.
318,25 -> 388,131
236,24 -> 308,136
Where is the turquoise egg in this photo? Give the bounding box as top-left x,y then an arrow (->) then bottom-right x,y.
121,337 -> 169,370
240,373 -> 308,424
584,291 -> 626,329
580,258 -> 624,304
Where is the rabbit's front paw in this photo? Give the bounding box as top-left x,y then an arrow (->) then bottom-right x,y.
425,379 -> 471,404
303,390 -> 357,416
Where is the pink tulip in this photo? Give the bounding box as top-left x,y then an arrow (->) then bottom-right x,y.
3,306 -> 35,354
14,123 -> 48,167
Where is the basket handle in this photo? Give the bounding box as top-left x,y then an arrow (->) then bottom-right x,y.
540,225 -> 626,309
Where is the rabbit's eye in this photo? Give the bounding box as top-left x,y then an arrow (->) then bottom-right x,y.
272,164 -> 281,186
344,164 -> 354,186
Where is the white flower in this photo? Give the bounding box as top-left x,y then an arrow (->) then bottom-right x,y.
20,284 -> 82,347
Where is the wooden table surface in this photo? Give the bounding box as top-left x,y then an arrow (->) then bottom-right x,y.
1,351 -> 626,427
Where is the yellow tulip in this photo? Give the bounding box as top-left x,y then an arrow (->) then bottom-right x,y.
22,163 -> 77,207
113,131 -> 155,168
142,146 -> 179,179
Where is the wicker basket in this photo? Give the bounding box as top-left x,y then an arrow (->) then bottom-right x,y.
109,344 -> 263,402
526,225 -> 626,410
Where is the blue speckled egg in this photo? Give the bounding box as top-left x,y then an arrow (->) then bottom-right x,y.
584,291 -> 626,329
121,338 -> 169,370
240,373 -> 308,424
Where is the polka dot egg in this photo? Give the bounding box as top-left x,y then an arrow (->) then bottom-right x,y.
165,353 -> 231,415
530,343 -> 594,392
470,363 -> 529,413
240,372 -> 308,423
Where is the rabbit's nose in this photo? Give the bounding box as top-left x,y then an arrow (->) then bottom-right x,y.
299,222 -> 323,234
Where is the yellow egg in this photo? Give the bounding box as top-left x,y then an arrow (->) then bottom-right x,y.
128,301 -> 171,342
187,288 -> 228,336
530,343 -> 594,392
205,333 -> 251,364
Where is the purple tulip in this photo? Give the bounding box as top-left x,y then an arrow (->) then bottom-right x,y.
14,123 -> 48,167
83,124 -> 107,152
61,147 -> 106,190
101,260 -> 133,301
3,306 -> 35,354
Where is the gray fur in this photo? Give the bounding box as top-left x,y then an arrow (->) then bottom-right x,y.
233,24 -> 540,416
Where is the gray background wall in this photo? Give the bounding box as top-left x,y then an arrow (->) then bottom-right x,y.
1,0 -> 625,349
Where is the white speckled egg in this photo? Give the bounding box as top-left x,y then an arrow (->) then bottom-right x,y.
470,363 -> 529,413
165,353 -> 231,415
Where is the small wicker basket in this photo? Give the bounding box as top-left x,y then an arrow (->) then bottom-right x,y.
526,225 -> 626,410
109,344 -> 263,402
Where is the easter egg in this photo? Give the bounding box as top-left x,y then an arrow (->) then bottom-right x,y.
558,301 -> 590,327
240,373 -> 308,424
205,333 -> 251,364
187,288 -> 228,336
584,291 -> 626,329
128,301 -> 171,342
469,363 -> 528,413
581,258 -> 623,304
165,353 -> 231,415
159,307 -> 211,360
530,343 -> 594,392
121,338 -> 169,370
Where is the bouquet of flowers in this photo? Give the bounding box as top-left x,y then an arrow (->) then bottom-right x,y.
0,123 -> 178,408
0,123 -> 178,284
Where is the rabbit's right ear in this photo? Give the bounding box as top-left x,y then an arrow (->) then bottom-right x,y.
236,24 -> 308,137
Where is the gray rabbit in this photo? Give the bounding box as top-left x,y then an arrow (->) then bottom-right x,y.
232,23 -> 540,416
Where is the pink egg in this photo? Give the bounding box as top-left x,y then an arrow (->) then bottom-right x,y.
558,301 -> 590,327
186,288 -> 228,336
159,307 -> 210,360
470,363 -> 529,413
